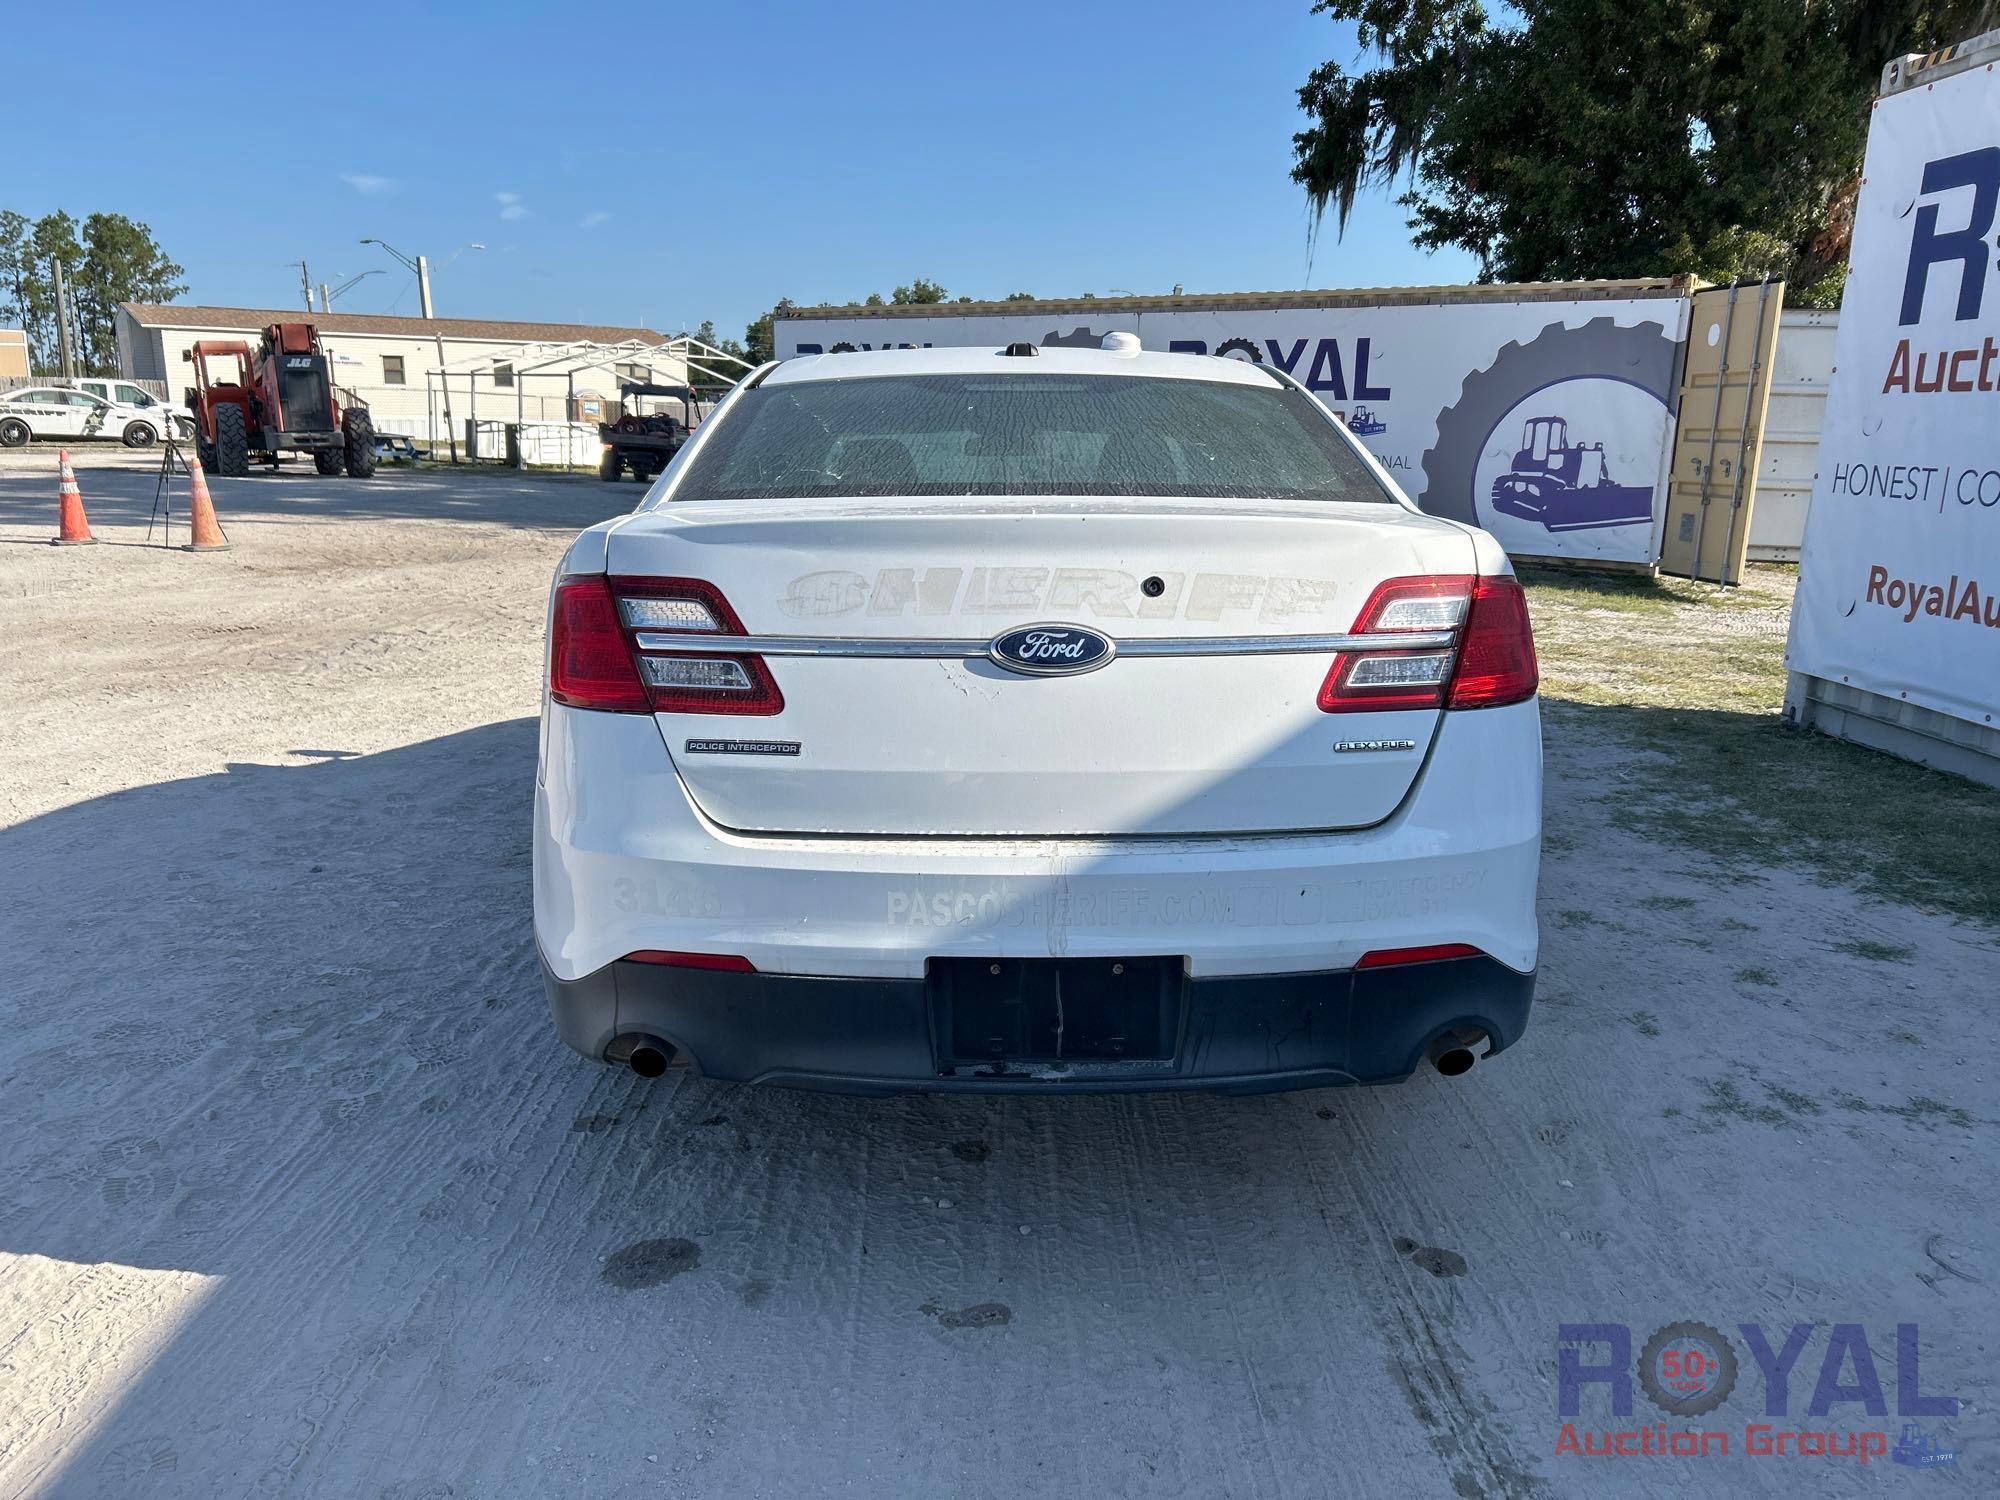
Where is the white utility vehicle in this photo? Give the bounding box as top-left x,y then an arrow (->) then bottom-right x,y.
70,378 -> 192,440
0,383 -> 178,447
535,336 -> 1541,1093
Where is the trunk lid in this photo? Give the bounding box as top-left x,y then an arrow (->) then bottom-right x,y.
605,496 -> 1475,836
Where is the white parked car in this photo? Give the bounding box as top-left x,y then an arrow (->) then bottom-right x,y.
535,337 -> 1542,1093
71,378 -> 192,439
0,384 -> 179,448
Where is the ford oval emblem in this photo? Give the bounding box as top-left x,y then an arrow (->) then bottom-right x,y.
988,623 -> 1116,677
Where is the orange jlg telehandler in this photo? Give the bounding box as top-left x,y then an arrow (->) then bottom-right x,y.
183,322 -> 376,477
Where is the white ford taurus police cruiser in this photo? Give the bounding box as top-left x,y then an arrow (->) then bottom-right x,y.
0,384 -> 177,448
535,335 -> 1540,1093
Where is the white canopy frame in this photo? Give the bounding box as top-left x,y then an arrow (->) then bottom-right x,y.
422,335 -> 756,464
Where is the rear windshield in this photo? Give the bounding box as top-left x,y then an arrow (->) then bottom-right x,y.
671,372 -> 1394,502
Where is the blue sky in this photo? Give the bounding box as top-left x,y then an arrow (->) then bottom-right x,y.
10,0 -> 1477,340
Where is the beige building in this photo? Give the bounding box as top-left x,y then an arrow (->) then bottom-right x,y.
115,304 -> 688,441
0,328 -> 28,380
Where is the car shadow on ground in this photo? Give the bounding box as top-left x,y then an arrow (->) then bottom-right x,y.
3,711 -> 1993,1495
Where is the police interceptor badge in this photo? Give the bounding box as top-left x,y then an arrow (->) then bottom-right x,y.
684,738 -> 801,756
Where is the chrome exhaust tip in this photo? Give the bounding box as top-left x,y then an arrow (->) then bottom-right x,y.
609,1033 -> 677,1078
1427,1027 -> 1488,1078
628,1042 -> 674,1078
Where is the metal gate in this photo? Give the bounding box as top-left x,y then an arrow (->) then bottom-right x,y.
1659,279 -> 1785,583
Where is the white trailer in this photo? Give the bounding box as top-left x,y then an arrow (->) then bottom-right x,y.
1784,31 -> 2000,788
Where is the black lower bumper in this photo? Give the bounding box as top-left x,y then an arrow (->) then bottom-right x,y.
542,952 -> 1534,1096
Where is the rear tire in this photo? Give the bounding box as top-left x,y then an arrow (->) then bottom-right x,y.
599,448 -> 621,481
0,416 -> 28,448
122,421 -> 158,448
314,448 -> 343,475
214,404 -> 250,477
342,409 -> 377,478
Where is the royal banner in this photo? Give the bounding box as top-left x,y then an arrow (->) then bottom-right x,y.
1788,58 -> 2000,728
777,294 -> 1689,566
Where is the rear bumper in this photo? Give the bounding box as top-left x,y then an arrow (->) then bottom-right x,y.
542,951 -> 1534,1095
533,697 -> 1541,1091
534,702 -> 1541,982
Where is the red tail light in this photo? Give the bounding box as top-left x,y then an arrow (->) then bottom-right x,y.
621,949 -> 757,972
1447,575 -> 1539,709
1356,943 -> 1483,969
549,575 -> 650,712
1319,573 -> 1537,713
548,574 -> 784,716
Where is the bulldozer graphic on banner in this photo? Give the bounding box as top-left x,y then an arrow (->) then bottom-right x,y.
1488,415 -> 1654,532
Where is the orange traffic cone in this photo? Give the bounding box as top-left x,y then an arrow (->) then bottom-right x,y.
51,450 -> 96,546
182,459 -> 230,553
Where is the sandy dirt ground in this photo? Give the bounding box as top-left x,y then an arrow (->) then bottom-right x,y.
0,448 -> 1993,1497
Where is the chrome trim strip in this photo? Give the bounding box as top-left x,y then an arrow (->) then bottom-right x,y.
1109,631 -> 1459,656
629,629 -> 1458,658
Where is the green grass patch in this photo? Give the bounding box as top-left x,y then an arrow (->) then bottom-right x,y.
1525,564 -> 2000,929
1765,1084 -> 1823,1116
1516,565 -> 1680,617
1834,938 -> 1917,963
1834,1092 -> 1979,1130
1519,562 -> 1797,617
1701,1077 -> 1791,1127
1600,712 -> 2000,925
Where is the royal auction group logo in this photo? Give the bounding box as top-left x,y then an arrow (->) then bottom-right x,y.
1636,1321 -> 1740,1417
1556,1321 -> 1958,1467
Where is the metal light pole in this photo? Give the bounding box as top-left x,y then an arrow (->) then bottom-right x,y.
360,239 -> 482,319
319,269 -> 384,310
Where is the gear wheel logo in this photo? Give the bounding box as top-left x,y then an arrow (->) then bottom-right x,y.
1420,316 -> 1679,527
1213,337 -> 1262,363
1638,1321 -> 1739,1418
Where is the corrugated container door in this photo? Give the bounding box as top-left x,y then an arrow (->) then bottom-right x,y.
1660,279 -> 1786,584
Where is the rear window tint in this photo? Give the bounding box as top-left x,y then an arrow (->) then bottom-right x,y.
673,373 -> 1393,502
